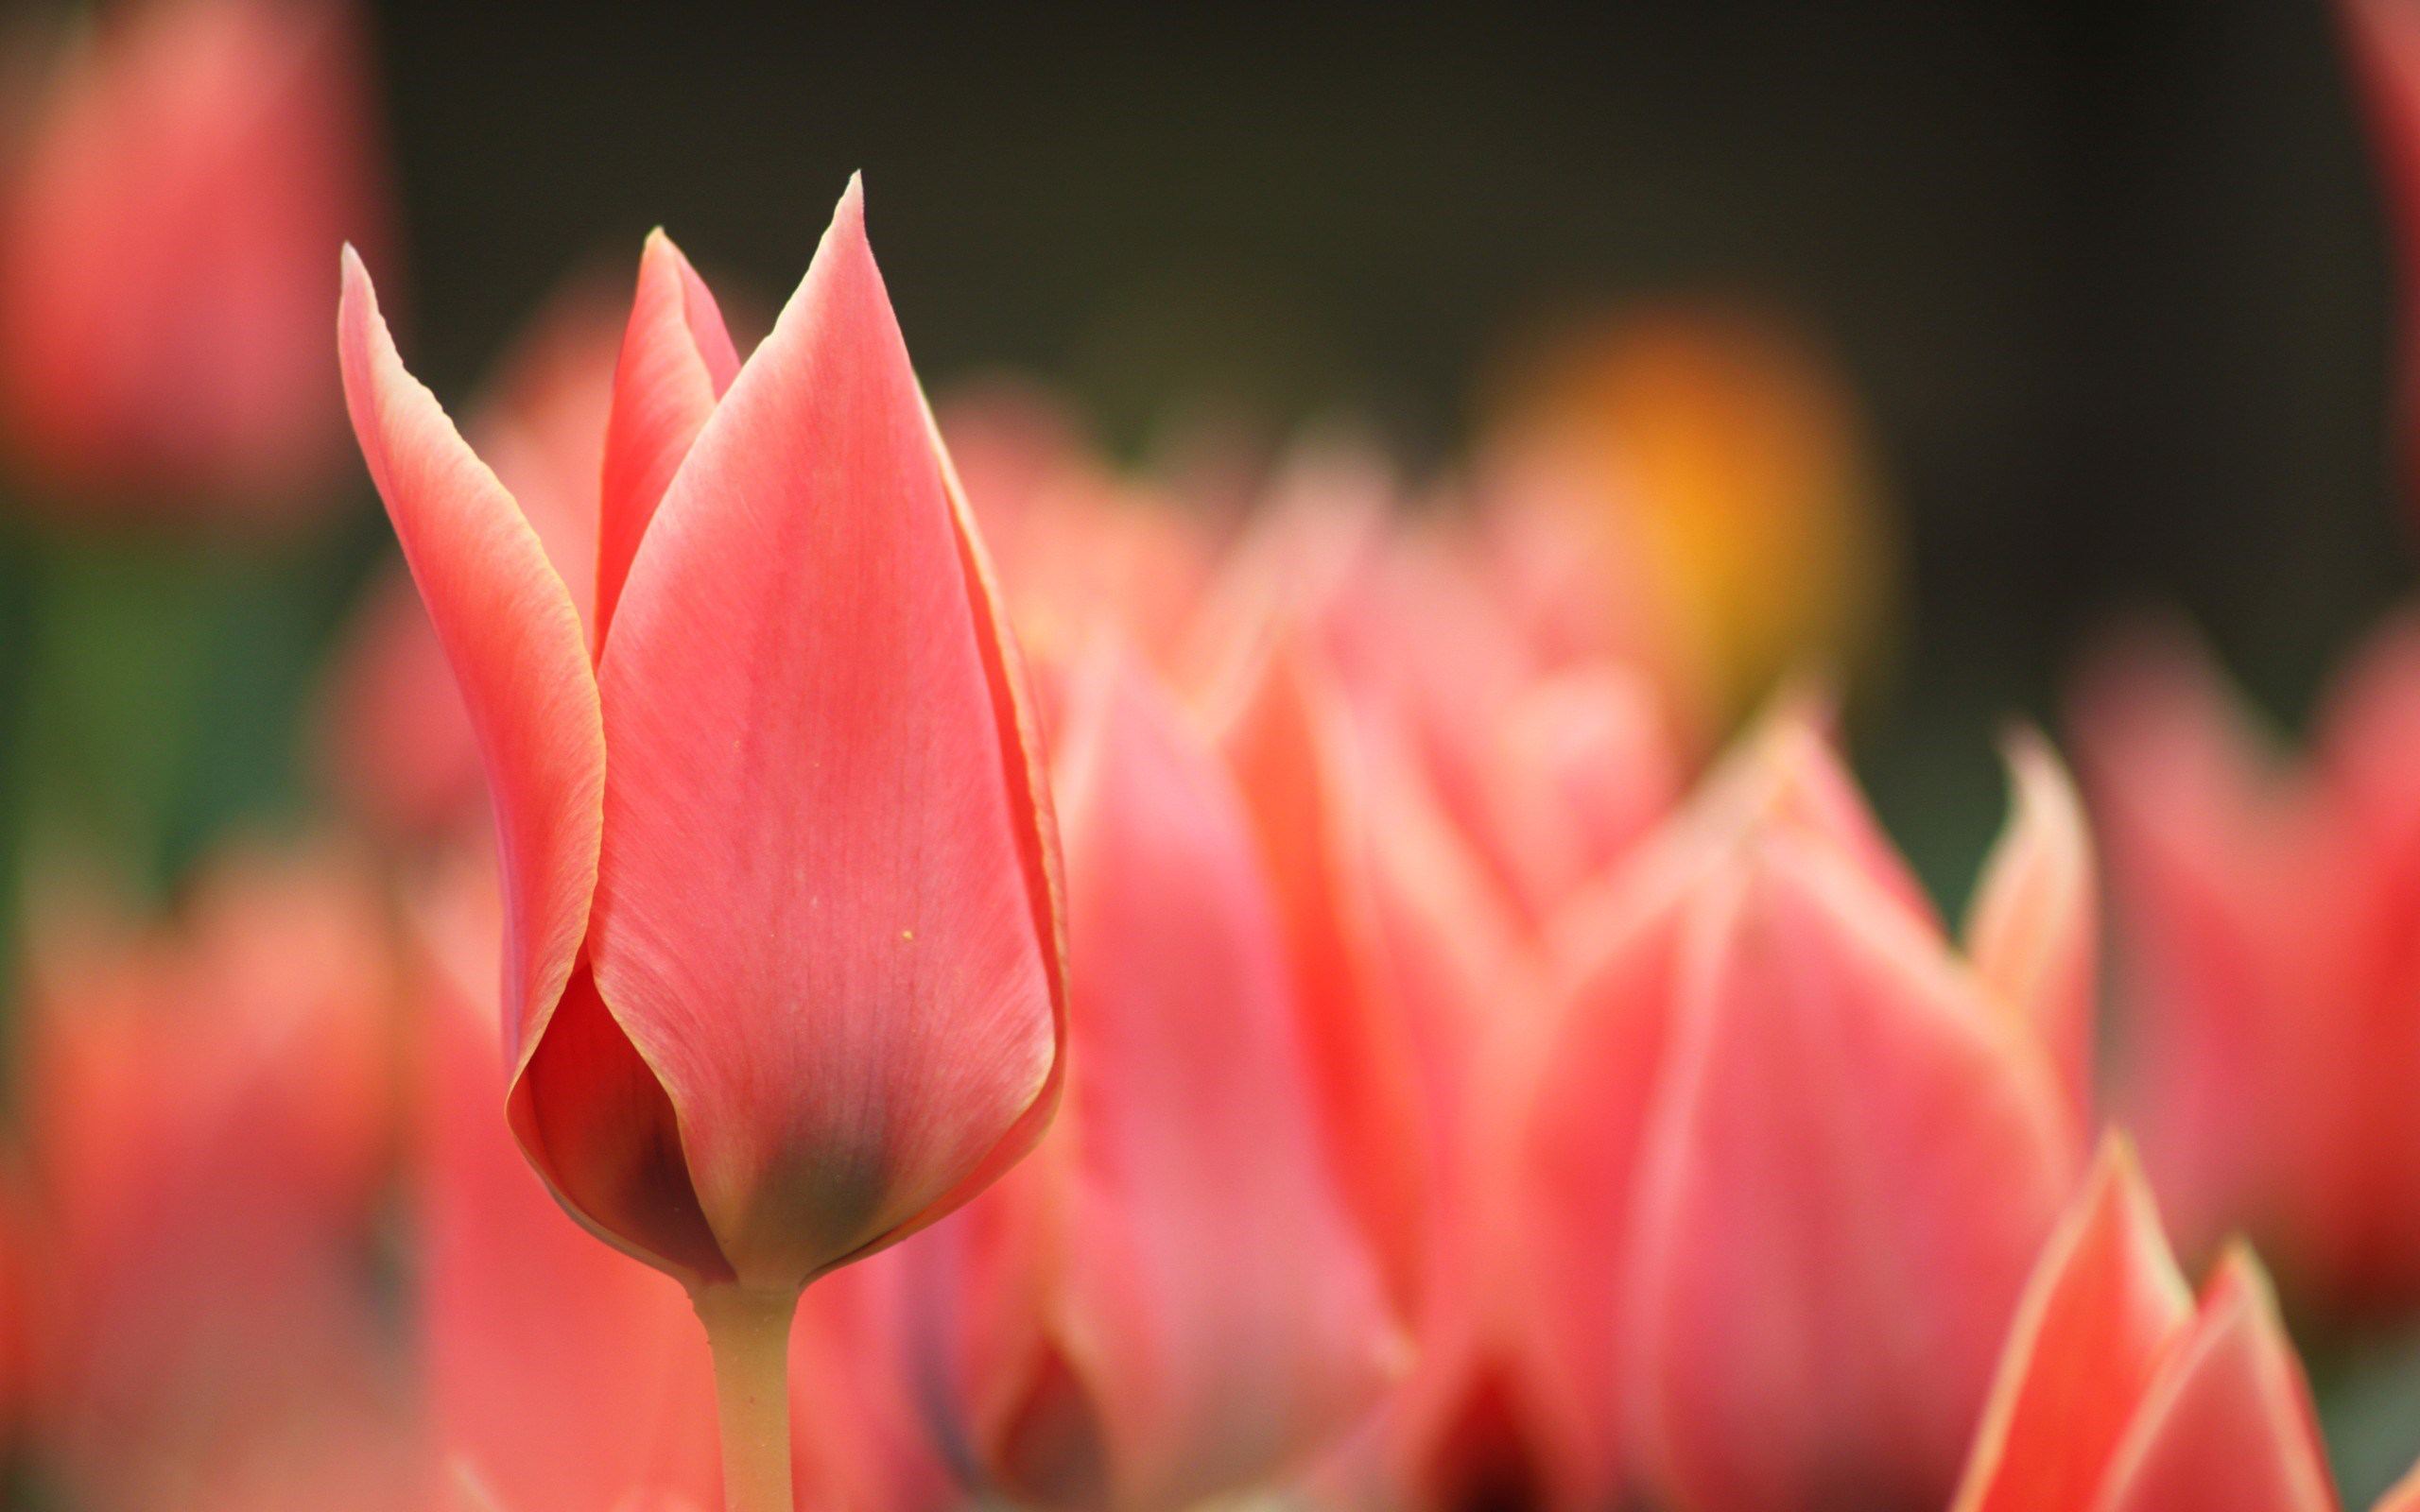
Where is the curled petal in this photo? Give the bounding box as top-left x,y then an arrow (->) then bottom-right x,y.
1964,730 -> 2099,1120
588,179 -> 1062,1291
337,248 -> 603,1076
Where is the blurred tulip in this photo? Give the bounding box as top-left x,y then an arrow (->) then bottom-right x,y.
1186,443 -> 1685,925
940,382 -> 1220,668
904,648 -> 1400,1512
1950,1135 -> 2378,1512
0,0 -> 389,521
340,179 -> 1065,1507
1514,711 -> 2091,1512
1212,636 -> 1428,1322
2075,615 -> 2420,1317
2342,0 -> 2420,529
1478,310 -> 1896,730
320,278 -> 625,840
15,845 -> 416,1510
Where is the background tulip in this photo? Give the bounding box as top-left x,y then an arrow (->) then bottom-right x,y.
2076,616 -> 2420,1318
1516,711 -> 2089,1512
0,0 -> 390,523
12,847 -> 415,1512
903,648 -> 1400,1512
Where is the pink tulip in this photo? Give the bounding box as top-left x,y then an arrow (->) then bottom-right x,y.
0,0 -> 389,521
1515,711 -> 2091,1512
338,179 -> 1066,1509
14,847 -> 417,1511
2075,616 -> 2420,1315
903,648 -> 1401,1512
1949,1135 -> 2397,1512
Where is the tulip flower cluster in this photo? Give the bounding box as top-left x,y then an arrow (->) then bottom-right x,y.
5,2 -> 2420,1511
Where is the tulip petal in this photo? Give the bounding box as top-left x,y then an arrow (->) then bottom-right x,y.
1964,730 -> 2098,1120
510,964 -> 733,1283
2071,627 -> 2287,1261
2095,1248 -> 2336,1512
1215,637 -> 1427,1319
337,248 -> 603,1074
588,179 -> 1061,1291
1950,1136 -> 2193,1512
595,230 -> 740,651
1479,662 -> 1681,918
1042,651 -> 1398,1512
1626,832 -> 2078,1512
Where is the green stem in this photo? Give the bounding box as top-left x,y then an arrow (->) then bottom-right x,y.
694,1283 -> 800,1512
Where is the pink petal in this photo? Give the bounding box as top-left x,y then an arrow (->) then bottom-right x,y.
1478,661 -> 1682,919
1963,730 -> 2099,1121
2071,626 -> 2293,1264
1214,637 -> 1428,1320
1949,1136 -> 2193,1512
336,247 -> 603,1082
1034,650 -> 1399,1510
2095,1248 -> 2336,1512
587,179 -> 1063,1292
595,230 -> 740,652
1626,831 -> 2078,1512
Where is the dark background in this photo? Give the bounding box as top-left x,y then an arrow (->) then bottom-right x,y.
368,1 -> 2410,895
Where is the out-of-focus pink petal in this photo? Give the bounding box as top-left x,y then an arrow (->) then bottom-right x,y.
1963,730 -> 2099,1121
19,849 -> 412,1511
789,1250 -> 959,1512
587,180 -> 1062,1292
2095,1249 -> 2336,1512
411,866 -> 721,1512
595,230 -> 739,651
1949,1137 -> 2193,1512
1214,637 -> 1427,1319
337,248 -> 604,1083
2072,626 -> 2303,1269
1010,650 -> 1397,1511
1513,821 -> 1709,1510
1626,832 -> 2077,1512
1478,661 -> 1681,919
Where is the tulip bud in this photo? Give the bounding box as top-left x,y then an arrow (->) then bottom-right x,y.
340,178 -> 1067,1510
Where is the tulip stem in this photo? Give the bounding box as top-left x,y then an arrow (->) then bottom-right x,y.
696,1283 -> 800,1512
